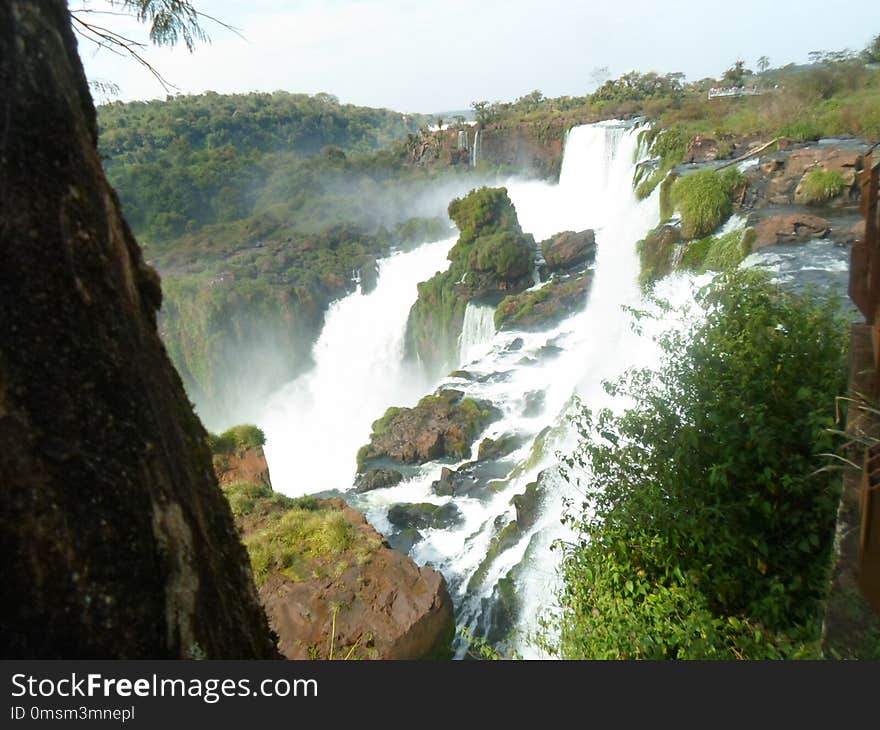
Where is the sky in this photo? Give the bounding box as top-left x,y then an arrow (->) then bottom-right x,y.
74,0 -> 880,113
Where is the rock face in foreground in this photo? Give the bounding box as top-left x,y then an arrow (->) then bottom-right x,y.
358,390 -> 500,470
0,2 -> 276,658
224,479 -> 455,660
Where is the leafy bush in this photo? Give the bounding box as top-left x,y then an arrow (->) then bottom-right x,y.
671,168 -> 744,239
681,227 -> 755,272
800,169 -> 847,204
208,424 -> 266,454
543,271 -> 848,659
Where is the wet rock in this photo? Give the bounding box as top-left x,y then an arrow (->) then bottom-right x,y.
431,459 -> 511,498
522,390 -> 545,417
540,230 -> 597,273
387,528 -> 424,554
255,498 -> 454,660
495,273 -> 593,331
506,337 -> 525,352
353,468 -> 403,493
478,433 -> 526,461
357,389 -> 500,469
512,477 -> 545,531
752,214 -> 831,249
387,502 -> 463,530
537,343 -> 564,360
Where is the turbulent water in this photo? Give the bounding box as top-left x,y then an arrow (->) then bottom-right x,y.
459,301 -> 497,365
260,121 -> 851,658
260,236 -> 453,495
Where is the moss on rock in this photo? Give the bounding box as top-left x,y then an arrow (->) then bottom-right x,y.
405,187 -> 536,375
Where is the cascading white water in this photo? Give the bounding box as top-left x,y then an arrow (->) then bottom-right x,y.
255,119 -> 852,659
260,236 -> 454,496
471,129 -> 481,168
347,121 -> 685,658
458,300 -> 497,365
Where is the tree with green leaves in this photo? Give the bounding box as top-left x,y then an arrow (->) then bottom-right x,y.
542,271 -> 848,659
69,0 -> 237,90
757,55 -> 770,73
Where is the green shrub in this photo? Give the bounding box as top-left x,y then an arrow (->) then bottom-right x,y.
208,423 -> 266,454
681,227 -> 754,272
800,169 -> 847,204
671,168 -> 744,239
542,271 -> 848,659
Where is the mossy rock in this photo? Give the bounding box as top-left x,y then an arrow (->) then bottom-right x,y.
495,273 -> 593,331
387,502 -> 463,531
358,390 -> 500,470
405,187 -> 536,375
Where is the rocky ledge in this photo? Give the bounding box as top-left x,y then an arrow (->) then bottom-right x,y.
217,443 -> 455,660
357,389 -> 500,472
495,272 -> 593,331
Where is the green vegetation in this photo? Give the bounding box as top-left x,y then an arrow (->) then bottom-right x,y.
358,391 -> 494,469
799,169 -> 847,204
670,168 -> 744,239
541,271 -> 848,659
98,91 -> 433,242
636,225 -> 681,287
679,227 -> 756,274
208,424 -> 266,454
494,275 -> 591,330
406,188 -> 535,373
219,482 -> 380,588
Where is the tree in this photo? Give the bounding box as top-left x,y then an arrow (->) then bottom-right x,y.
0,0 -> 276,658
544,271 -> 847,659
589,65 -> 611,90
471,100 -> 494,126
722,59 -> 753,87
865,33 -> 880,63
757,55 -> 770,73
69,1 -> 239,91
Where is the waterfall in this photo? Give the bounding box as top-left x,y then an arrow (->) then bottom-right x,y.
458,300 -> 496,364
256,118 -> 852,658
260,237 -> 453,496
471,128 -> 481,167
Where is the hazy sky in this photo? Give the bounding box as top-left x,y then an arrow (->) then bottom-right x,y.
75,0 -> 879,113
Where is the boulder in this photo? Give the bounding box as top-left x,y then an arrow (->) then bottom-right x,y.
743,145 -> 864,208
495,273 -> 593,331
353,468 -> 404,493
214,446 -> 272,489
752,214 -> 831,249
357,390 -> 501,469
682,135 -> 720,163
256,499 -> 454,660
387,528 -> 424,554
477,433 -> 526,461
387,502 -> 463,530
540,230 -> 596,273
431,458 -> 512,498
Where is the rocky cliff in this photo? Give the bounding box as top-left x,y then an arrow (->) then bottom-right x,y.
218,449 -> 455,660
0,1 -> 276,658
